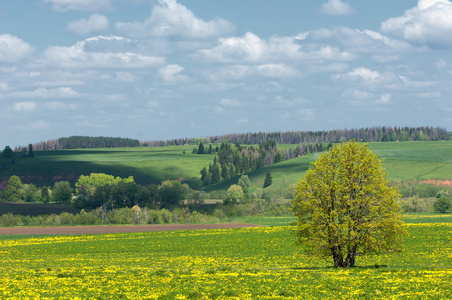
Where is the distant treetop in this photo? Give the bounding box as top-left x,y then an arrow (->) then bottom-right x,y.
24,126 -> 449,150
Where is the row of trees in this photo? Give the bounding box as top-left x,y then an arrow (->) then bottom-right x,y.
26,136 -> 140,151
3,175 -> 72,204
14,126 -> 448,151
141,126 -> 448,147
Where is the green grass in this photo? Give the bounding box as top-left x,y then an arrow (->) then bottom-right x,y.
2,141 -> 452,194
0,215 -> 451,299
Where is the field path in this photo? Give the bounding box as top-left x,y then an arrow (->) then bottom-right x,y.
0,223 -> 262,235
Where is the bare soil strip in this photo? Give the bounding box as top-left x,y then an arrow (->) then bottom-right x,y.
419,179 -> 452,187
0,223 -> 262,235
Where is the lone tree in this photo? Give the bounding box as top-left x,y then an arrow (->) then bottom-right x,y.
292,141 -> 406,268
263,170 -> 272,188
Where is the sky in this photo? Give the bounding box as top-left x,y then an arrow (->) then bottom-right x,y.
1,0 -> 452,149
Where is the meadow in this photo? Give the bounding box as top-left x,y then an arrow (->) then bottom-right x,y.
0,215 -> 451,299
2,140 -> 452,194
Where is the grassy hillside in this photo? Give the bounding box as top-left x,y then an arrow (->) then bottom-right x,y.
1,141 -> 451,194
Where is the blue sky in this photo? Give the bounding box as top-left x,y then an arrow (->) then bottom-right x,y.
1,0 -> 452,149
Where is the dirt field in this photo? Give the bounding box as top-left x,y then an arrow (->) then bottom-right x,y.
419,179 -> 452,187
0,223 -> 262,235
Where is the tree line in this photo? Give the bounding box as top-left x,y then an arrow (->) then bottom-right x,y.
25,136 -> 140,151
11,126 -> 448,151
141,126 -> 448,147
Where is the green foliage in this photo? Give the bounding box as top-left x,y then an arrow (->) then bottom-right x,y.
158,180 -> 188,208
224,184 -> 243,205
75,173 -> 134,195
22,184 -> 38,203
196,142 -> 205,154
27,144 -> 34,158
51,181 -> 72,204
2,146 -> 14,158
6,175 -> 22,202
292,141 -> 407,268
434,196 -> 451,213
263,170 -> 272,188
402,196 -> 434,213
58,136 -> 140,149
238,175 -> 250,196
41,186 -> 51,203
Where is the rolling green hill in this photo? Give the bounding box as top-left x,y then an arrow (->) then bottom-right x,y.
1,141 -> 451,194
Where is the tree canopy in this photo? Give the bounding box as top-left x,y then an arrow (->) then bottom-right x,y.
292,141 -> 406,268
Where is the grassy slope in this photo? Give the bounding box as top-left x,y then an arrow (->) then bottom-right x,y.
1,141 -> 451,194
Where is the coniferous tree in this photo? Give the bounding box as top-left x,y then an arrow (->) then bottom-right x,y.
197,142 -> 205,154
263,170 -> 272,188
211,163 -> 221,184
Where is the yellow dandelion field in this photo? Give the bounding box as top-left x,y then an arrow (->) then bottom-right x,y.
0,220 -> 451,299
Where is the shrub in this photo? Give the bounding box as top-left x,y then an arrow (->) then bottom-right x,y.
434,196 -> 451,213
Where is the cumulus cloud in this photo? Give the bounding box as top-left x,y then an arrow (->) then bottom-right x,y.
45,101 -> 78,110
2,87 -> 79,99
205,64 -> 298,81
197,32 -> 354,64
381,0 -> 452,46
40,35 -> 165,68
158,64 -> 188,83
115,72 -> 136,82
308,27 -> 412,54
115,0 -> 234,39
0,82 -> 10,91
44,0 -> 112,11
10,101 -> 37,112
334,67 -> 400,87
319,0 -> 355,15
220,98 -> 241,107
30,121 -> 50,130
66,14 -> 109,36
342,89 -> 393,105
0,34 -> 34,62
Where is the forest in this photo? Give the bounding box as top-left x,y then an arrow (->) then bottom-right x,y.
20,126 -> 448,151
141,126 -> 448,147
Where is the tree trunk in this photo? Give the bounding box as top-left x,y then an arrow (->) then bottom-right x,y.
332,247 -> 344,268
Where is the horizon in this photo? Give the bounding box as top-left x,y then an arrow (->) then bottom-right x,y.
4,125 -> 450,150
2,0 -> 452,149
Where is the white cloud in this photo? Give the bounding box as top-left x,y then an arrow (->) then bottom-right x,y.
66,14 -> 109,36
297,108 -> 315,118
375,93 -> 392,104
40,36 -> 165,68
342,89 -> 392,105
115,72 -> 136,82
319,0 -> 355,15
45,101 -> 78,110
334,67 -> 398,86
381,0 -> 452,46
198,32 -> 354,64
43,0 -> 112,11
206,64 -> 298,81
2,87 -> 79,99
0,82 -> 10,91
308,27 -> 412,54
0,34 -> 34,62
158,64 -> 188,83
275,96 -> 311,108
10,101 -> 37,112
115,0 -> 234,39
30,121 -> 50,130
220,98 -> 241,107
148,100 -> 159,108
